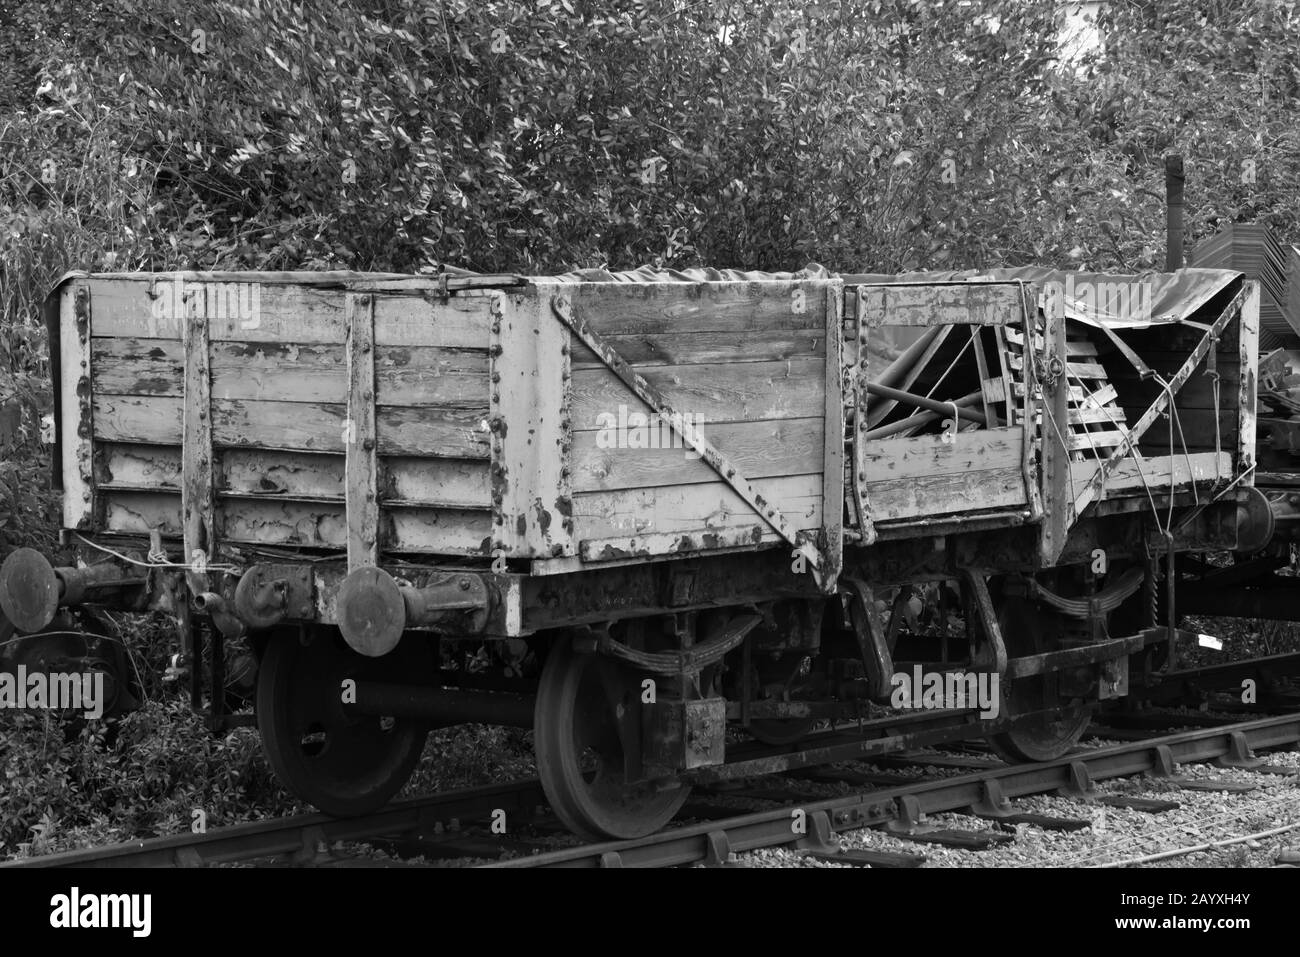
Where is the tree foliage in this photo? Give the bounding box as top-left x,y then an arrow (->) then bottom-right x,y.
2,0 -> 1300,543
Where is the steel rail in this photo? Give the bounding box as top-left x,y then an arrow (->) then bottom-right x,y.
0,778 -> 546,869
485,713 -> 1300,868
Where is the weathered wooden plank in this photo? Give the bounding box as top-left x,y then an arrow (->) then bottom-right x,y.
61,283 -> 94,529
220,498 -> 347,548
820,285 -> 845,590
181,309 -> 215,585
92,338 -> 489,407
564,280 -> 823,336
372,294 -> 491,348
579,525 -> 785,563
1002,327 -> 1044,347
860,428 -> 1023,483
375,347 -> 489,406
104,488 -> 497,554
572,474 -> 823,541
93,395 -> 490,457
1078,383 -> 1119,409
1065,361 -> 1109,379
570,416 -> 825,492
91,337 -> 183,393
99,443 -> 183,489
1040,311 -> 1071,565
385,506 -> 494,555
345,293 -> 379,568
120,496 -> 492,555
1009,355 -> 1109,381
971,326 -> 996,426
570,358 -> 826,429
376,406 -> 492,458
570,329 -> 824,369
103,491 -> 182,536
381,457 -> 491,508
88,278 -> 490,347
1014,383 -> 1117,404
1006,331 -> 1091,356
857,282 -> 1023,328
492,288 -> 575,558
1069,405 -> 1127,426
1070,451 -> 1231,499
866,467 -> 1025,522
1069,429 -> 1128,452
981,376 -> 1007,405
1238,281 -> 1260,476
91,278 -> 338,342
221,450 -> 344,499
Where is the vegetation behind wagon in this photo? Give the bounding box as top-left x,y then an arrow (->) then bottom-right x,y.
3,0 -> 1300,852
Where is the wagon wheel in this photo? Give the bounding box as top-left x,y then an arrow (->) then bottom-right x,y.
0,609 -> 139,718
534,636 -> 690,841
985,594 -> 1091,762
256,629 -> 428,816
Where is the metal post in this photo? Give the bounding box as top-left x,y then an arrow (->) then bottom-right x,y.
1166,154 -> 1185,271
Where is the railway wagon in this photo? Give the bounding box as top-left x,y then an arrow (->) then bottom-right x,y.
0,263 -> 1274,840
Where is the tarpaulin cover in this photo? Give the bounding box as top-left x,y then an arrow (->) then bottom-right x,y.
845,266 -> 1242,330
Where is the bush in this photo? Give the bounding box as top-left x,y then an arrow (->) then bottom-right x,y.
0,700 -> 297,858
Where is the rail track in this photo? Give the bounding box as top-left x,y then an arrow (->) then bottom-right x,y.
6,709 -> 1297,870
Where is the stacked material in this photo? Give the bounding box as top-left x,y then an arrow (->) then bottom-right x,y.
1189,223 -> 1296,349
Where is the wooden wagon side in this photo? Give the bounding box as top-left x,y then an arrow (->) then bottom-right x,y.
52,273 -> 498,569
495,279 -> 845,590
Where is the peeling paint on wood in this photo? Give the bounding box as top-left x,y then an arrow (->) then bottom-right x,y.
93,394 -> 490,457
1238,281 -> 1260,479
181,308 -> 214,591
857,282 -> 1024,329
59,285 -> 95,529
345,293 -> 379,568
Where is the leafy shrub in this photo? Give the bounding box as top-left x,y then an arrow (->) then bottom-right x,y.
0,700 -> 297,858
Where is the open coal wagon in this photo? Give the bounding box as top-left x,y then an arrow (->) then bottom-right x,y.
0,263 -> 1273,840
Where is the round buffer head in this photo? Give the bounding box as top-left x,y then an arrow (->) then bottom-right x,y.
0,547 -> 61,634
336,566 -> 407,658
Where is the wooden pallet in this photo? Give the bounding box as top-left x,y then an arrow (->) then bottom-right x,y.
1006,325 -> 1129,461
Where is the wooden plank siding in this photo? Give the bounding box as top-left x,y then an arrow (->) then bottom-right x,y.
555,281 -> 836,560
851,281 -> 1033,535
78,276 -> 843,569
858,428 -> 1027,522
81,277 -> 493,557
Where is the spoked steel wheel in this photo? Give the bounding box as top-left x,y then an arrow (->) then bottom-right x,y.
986,595 -> 1091,763
534,637 -> 690,841
256,629 -> 428,816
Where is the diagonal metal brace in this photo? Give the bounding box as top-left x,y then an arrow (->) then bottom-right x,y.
551,295 -> 822,575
